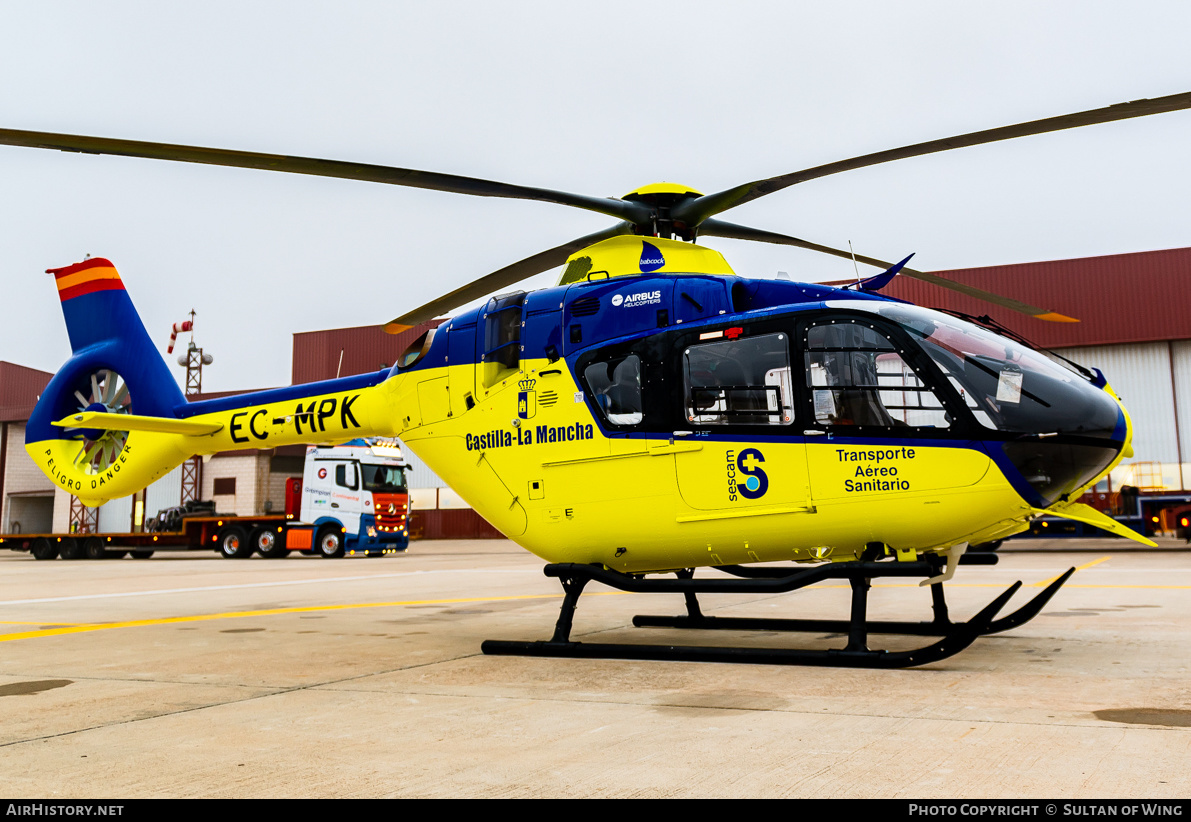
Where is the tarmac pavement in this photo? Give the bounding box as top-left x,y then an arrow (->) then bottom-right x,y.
0,538 -> 1188,798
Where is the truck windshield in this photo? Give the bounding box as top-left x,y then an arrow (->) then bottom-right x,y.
361,464 -> 407,493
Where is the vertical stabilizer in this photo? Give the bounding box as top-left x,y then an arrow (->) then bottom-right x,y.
38,259 -> 185,425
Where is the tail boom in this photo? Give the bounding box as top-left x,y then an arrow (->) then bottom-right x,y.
29,257 -> 401,507
30,375 -> 398,507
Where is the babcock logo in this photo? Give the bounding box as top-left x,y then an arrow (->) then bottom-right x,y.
639,241 -> 665,273
726,447 -> 769,501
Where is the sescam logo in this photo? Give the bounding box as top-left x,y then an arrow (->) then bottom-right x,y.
726,448 -> 769,501
639,241 -> 666,273
613,290 -> 662,308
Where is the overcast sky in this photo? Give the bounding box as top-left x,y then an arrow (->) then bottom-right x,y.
1,1 -> 1188,391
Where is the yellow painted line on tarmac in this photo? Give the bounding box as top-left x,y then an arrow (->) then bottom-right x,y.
1033,555 -> 1112,587
1056,584 -> 1191,589
5,561 -> 1190,645
0,591 -> 633,644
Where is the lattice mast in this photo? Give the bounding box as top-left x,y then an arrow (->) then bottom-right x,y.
171,310 -> 212,504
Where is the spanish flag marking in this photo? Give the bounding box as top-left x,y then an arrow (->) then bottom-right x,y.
46,258 -> 125,302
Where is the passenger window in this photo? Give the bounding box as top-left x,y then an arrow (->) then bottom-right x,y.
584,354 -> 643,425
683,332 -> 793,426
805,320 -> 950,429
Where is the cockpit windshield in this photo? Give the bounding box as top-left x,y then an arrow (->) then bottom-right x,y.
361,464 -> 407,493
826,301 -> 1122,439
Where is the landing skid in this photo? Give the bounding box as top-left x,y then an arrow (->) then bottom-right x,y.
639,558 -> 1076,637
481,554 -> 1075,669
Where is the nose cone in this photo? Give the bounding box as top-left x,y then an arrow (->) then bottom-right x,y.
1000,379 -> 1130,507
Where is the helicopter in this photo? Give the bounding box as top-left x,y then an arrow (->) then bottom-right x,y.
2,90 -> 1187,668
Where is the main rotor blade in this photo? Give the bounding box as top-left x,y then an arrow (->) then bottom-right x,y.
675,91 -> 1191,226
699,218 -> 1077,322
383,222 -> 633,333
0,128 -> 652,225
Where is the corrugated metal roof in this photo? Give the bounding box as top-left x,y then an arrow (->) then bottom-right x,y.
881,246 -> 1191,348
291,321 -> 438,385
0,361 -> 52,422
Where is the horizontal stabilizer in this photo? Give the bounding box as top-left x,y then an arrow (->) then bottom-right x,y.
1034,502 -> 1157,547
52,411 -> 224,436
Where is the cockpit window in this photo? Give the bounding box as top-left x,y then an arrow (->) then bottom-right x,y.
683,333 -> 793,426
826,301 -> 1121,439
805,320 -> 950,429
584,354 -> 644,425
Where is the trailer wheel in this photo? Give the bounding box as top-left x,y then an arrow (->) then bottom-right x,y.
84,537 -> 107,560
316,526 -> 345,559
252,527 -> 287,559
218,526 -> 252,559
59,538 -> 85,560
30,537 -> 58,561
130,550 -> 154,559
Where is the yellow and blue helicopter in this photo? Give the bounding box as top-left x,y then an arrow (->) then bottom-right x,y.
3,91 -> 1188,668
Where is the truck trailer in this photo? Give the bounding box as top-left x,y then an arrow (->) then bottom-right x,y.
1,439 -> 411,559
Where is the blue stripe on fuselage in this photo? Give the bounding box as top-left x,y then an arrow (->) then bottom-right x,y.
175,369 -> 391,418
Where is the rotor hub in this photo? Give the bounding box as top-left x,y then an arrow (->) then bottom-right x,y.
622,183 -> 705,241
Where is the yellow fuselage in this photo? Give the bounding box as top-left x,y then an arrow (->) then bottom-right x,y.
33,336 -> 1141,572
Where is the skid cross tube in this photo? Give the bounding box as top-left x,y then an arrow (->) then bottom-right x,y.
481,558 -> 1029,669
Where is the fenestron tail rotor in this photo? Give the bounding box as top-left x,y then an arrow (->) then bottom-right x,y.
65,369 -> 132,474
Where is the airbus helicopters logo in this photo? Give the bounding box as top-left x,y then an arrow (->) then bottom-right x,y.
639,241 -> 665,273
611,290 -> 662,308
727,448 -> 768,501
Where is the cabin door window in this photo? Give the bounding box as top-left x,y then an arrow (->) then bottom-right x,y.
804,319 -> 950,430
583,354 -> 644,426
682,332 -> 794,427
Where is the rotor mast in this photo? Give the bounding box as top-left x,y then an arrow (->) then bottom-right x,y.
621,183 -> 706,241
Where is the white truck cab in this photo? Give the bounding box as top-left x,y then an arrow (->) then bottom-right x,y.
294,438 -> 411,557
